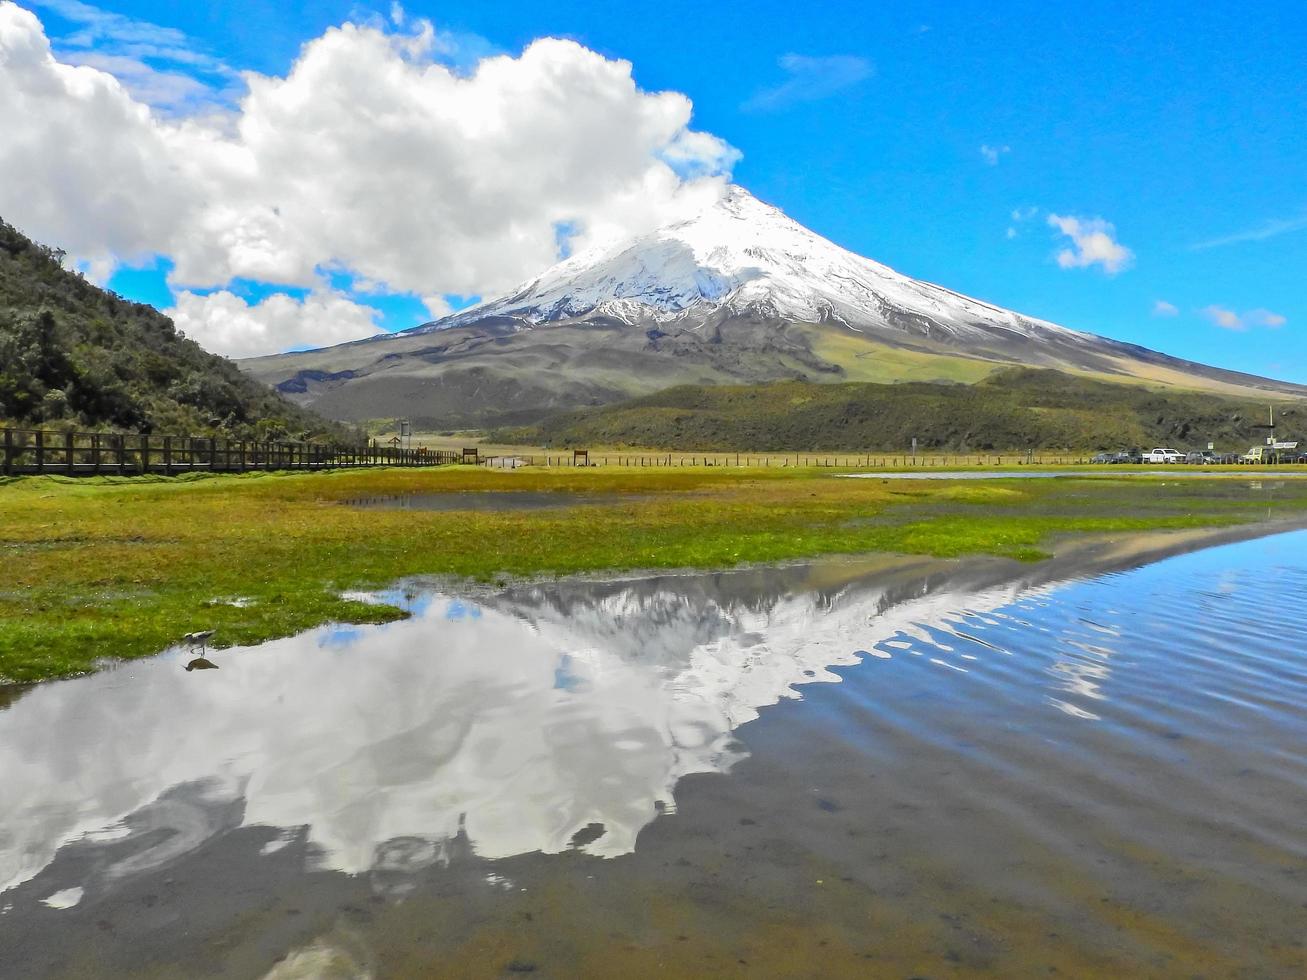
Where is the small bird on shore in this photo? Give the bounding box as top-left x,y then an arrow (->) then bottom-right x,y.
182,629 -> 215,655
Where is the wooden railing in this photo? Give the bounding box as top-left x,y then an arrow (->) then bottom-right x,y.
0,427 -> 460,477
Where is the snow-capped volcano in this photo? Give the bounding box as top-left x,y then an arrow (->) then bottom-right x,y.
412,184 -> 1084,346
242,185 -> 1306,425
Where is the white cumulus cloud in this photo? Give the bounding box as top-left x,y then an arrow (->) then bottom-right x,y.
979,144 -> 1010,165
1046,213 -> 1133,275
1152,300 -> 1179,317
166,289 -> 384,359
0,2 -> 738,354
1199,306 -> 1287,331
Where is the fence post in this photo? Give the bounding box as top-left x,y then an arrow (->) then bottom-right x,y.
65,431 -> 75,475
2,429 -> 11,477
35,430 -> 45,471
92,434 -> 102,475
163,436 -> 173,476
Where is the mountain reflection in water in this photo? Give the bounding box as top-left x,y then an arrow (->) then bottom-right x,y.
2,523 -> 1297,913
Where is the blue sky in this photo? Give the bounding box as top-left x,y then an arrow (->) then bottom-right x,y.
8,0 -> 1306,380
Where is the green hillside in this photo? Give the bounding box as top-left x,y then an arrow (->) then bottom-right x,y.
499,369 -> 1305,452
0,219 -> 345,440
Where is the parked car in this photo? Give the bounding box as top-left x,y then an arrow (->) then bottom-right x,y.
1185,451 -> 1218,465
1143,448 -> 1185,464
1113,449 -> 1144,464
1090,451 -> 1116,464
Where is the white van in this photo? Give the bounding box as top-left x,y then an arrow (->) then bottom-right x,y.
1142,448 -> 1184,463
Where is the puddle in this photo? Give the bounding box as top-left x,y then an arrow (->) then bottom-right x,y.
2,522 -> 1306,976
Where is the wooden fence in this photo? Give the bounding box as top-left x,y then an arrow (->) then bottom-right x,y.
13,428 -> 1298,478
0,427 -> 460,477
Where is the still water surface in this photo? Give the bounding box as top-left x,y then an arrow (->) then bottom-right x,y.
1,525 -> 1305,977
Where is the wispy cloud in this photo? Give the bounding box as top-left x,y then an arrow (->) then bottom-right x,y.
1199,306 -> 1287,331
30,0 -> 193,50
28,0 -> 236,112
1046,214 -> 1134,275
1190,213 -> 1307,250
980,144 -> 1010,165
743,53 -> 873,112
58,51 -> 215,108
1152,300 -> 1179,317
1005,205 -> 1038,240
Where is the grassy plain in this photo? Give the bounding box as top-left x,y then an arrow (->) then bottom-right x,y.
3,465 -> 1306,684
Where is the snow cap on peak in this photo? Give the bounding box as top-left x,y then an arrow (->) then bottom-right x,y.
418,184 -> 1074,343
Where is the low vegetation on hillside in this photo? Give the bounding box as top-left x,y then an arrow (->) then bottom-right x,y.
497,369 -> 1304,452
0,219 -> 346,440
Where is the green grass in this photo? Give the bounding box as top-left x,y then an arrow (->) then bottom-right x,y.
802,328 -> 999,384
3,465 -> 1305,684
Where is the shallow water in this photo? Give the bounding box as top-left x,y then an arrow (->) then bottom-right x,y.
343,490 -> 636,511
1,524 -> 1306,977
